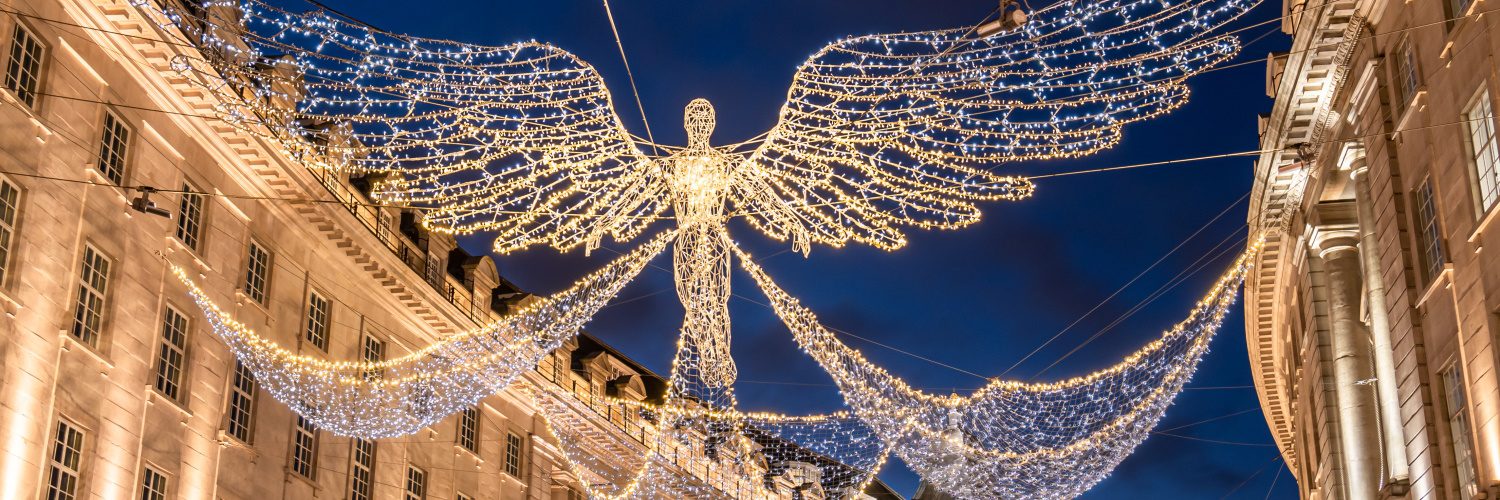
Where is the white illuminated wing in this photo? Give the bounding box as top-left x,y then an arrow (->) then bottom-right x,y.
738,0 -> 1251,250
146,0 -> 665,253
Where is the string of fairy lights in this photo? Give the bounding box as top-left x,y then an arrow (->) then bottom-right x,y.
171,230 -> 674,438
121,0 -> 1275,496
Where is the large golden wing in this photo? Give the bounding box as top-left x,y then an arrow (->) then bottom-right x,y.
148,0 -> 666,254
736,0 -> 1252,251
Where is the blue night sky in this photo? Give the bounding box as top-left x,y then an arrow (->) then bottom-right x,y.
315,0 -> 1300,497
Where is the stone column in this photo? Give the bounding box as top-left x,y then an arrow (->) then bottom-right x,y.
1314,229 -> 1383,500
1352,164 -> 1411,485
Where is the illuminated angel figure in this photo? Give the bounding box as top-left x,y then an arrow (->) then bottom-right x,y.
147,0 -> 1250,396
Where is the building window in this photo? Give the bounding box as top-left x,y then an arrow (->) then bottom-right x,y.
1415,179 -> 1447,284
0,178 -> 20,285
457,493 -> 474,500
226,361 -> 258,443
152,307 -> 189,401
505,432 -> 523,478
71,246 -> 110,346
457,406 -> 480,453
349,438 -> 375,500
361,335 -> 385,380
425,253 -> 442,286
175,185 -> 204,250
290,416 -> 318,479
566,488 -> 585,500
47,420 -> 85,500
304,291 -> 331,351
243,241 -> 270,304
362,336 -> 385,363
1449,0 -> 1474,19
98,110 -> 130,185
4,22 -> 43,108
1395,38 -> 1420,109
140,467 -> 168,500
1441,365 -> 1480,499
404,466 -> 427,500
1465,90 -> 1500,215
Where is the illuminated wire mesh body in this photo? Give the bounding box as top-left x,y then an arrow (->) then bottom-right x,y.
131,0 -> 1262,496
670,100 -> 738,392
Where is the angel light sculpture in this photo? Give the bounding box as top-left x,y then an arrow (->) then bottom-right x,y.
137,0 -> 1261,496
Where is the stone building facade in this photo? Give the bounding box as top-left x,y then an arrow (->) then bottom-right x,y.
0,0 -> 898,499
1247,0 -> 1500,497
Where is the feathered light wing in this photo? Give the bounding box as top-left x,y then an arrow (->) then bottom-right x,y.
151,0 -> 665,253
736,0 -> 1253,250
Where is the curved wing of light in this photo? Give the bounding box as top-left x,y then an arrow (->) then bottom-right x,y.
170,231 -> 674,438
134,0 -> 665,254
735,0 -> 1254,251
733,238 -> 1260,499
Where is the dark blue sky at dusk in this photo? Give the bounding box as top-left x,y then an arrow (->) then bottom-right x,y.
314,0 -> 1300,497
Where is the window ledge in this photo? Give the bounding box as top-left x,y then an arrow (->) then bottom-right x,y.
1467,206 -> 1500,245
284,470 -> 320,490
1392,89 -> 1428,138
453,443 -> 483,462
82,167 -> 131,204
233,289 -> 272,318
166,236 -> 211,273
147,388 -> 193,418
1414,266 -> 1455,309
216,430 -> 257,454
59,331 -> 115,372
1441,2 -> 1486,59
0,289 -> 22,318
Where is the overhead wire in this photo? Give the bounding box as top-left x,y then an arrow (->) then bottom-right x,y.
11,4 -> 1500,391
600,0 -> 659,156
11,1 -> 1496,218
997,190 -> 1250,378
1032,229 -> 1251,378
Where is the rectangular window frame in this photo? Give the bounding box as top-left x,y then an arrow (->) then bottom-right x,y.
0,175 -> 21,288
504,432 -> 524,478
225,361 -> 258,444
361,334 -> 386,381
97,108 -> 131,185
46,418 -> 85,500
243,240 -> 271,305
1463,88 -> 1500,217
4,20 -> 45,109
457,406 -> 480,454
1414,178 -> 1447,286
304,290 -> 331,351
1448,0 -> 1476,27
1440,363 -> 1480,499
348,438 -> 376,500
139,465 -> 168,500
152,306 -> 190,403
71,245 -> 111,348
290,416 -> 319,480
1395,38 -> 1421,110
404,465 -> 427,500
174,183 -> 205,251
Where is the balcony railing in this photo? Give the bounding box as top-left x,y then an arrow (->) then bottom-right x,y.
533,355 -> 775,498
304,166 -> 495,324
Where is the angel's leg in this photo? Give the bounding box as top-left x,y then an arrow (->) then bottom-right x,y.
668,223 -> 737,406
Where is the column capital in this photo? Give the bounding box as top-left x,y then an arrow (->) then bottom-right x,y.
1310,225 -> 1360,258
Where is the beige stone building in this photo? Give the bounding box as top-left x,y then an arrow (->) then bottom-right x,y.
1247,0 -> 1500,497
0,0 -> 900,499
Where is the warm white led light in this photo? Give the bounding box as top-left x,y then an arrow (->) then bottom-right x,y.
131,0 -> 1262,495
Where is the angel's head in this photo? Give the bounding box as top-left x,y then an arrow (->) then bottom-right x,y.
684,98 -> 716,147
